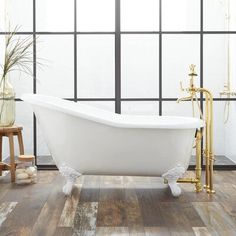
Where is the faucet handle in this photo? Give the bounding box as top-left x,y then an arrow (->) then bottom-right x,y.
189,64 -> 197,76
188,64 -> 198,88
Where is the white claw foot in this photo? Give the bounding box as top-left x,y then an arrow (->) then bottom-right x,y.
168,181 -> 182,197
62,181 -> 74,196
162,164 -> 185,197
59,164 -> 81,196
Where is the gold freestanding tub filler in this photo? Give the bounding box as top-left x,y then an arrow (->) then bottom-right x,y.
175,64 -> 215,194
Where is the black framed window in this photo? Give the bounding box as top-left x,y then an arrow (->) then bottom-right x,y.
1,0 -> 236,169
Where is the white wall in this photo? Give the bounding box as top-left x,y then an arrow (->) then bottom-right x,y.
0,0 -> 236,163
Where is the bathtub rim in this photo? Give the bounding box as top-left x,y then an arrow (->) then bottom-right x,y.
21,93 -> 204,129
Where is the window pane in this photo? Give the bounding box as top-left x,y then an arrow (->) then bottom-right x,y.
36,0 -> 74,31
230,35 -> 236,96
121,35 -> 159,98
213,102 -> 226,160
0,35 -> 33,98
213,101 -> 236,165
121,0 -> 159,31
162,0 -> 200,31
121,101 -> 158,115
162,101 -> 201,117
224,101 -> 236,165
37,35 -> 74,98
162,35 -> 200,98
10,73 -> 33,99
204,0 -> 236,31
16,102 -> 34,155
204,34 -> 229,98
77,35 -> 115,98
37,124 -> 55,164
0,36 -> 3,65
37,125 -> 51,158
230,0 -> 236,30
80,101 -> 115,112
77,0 -> 115,31
0,0 -> 33,32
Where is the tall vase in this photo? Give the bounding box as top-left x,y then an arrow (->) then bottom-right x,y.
0,76 -> 15,127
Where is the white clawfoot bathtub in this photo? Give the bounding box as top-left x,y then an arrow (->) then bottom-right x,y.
22,94 -> 204,197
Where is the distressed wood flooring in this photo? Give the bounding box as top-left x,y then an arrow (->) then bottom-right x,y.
0,171 -> 236,236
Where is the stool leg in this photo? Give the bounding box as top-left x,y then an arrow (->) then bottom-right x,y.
0,135 -> 2,176
17,131 -> 24,155
8,134 -> 15,182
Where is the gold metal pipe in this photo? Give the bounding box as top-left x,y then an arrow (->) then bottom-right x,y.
208,153 -> 215,194
209,95 -> 215,194
204,92 -> 210,190
177,178 -> 199,184
164,178 -> 198,184
197,88 -> 215,194
195,130 -> 202,192
205,91 -> 215,194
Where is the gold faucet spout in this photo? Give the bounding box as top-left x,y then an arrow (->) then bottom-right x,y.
177,95 -> 193,103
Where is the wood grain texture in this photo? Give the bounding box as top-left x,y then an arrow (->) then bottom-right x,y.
0,126 -> 24,183
124,177 -> 144,234
192,202 -> 236,235
135,188 -> 165,227
53,227 -> 73,236
125,188 -> 143,227
30,175 -> 66,236
97,200 -> 127,227
220,200 -> 236,222
0,171 -> 236,235
79,175 -> 100,202
129,226 -> 145,236
159,202 -> 199,235
192,227 -> 211,236
96,226 -> 129,236
0,226 -> 31,236
0,202 -> 17,227
100,176 -> 124,201
73,202 -> 98,235
214,182 -> 236,202
0,172 -> 57,235
58,182 -> 82,227
17,131 -> 24,155
37,170 -> 58,184
0,135 -> 2,176
0,176 -> 11,202
144,227 -> 170,236
8,133 -> 15,182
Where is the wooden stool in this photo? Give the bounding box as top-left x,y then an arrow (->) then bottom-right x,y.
0,125 -> 24,182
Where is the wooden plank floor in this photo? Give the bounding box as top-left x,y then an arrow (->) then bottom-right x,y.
0,171 -> 236,236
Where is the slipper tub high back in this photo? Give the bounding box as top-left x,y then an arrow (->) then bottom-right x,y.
22,94 -> 204,197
